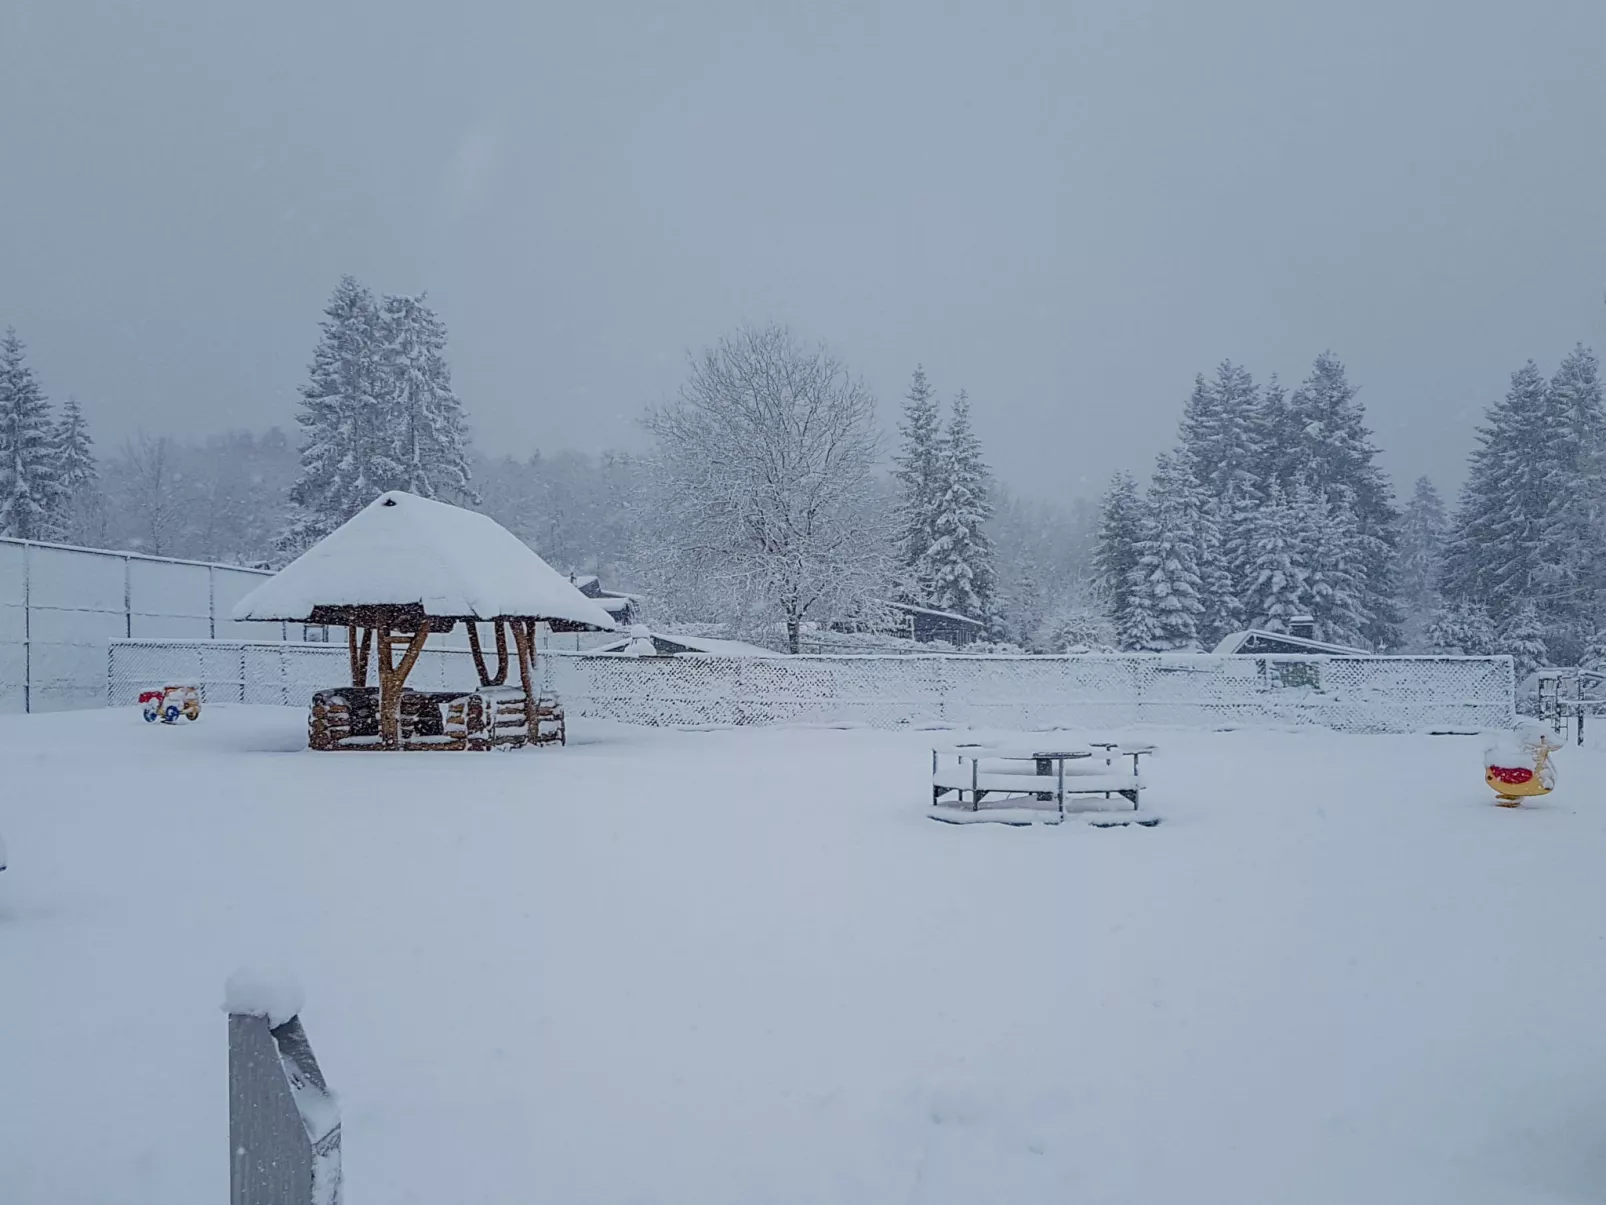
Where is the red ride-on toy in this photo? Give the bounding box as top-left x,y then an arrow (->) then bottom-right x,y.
141,685 -> 201,724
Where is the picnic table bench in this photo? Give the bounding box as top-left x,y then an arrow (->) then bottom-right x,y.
931,741 -> 1157,823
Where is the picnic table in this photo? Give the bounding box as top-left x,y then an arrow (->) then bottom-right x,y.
931,741 -> 1157,822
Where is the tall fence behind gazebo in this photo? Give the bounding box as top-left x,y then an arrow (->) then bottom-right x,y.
0,538 -> 291,713
106,641 -> 1516,734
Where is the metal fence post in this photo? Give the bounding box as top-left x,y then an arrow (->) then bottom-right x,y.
21,541 -> 30,713
228,1004 -> 342,1205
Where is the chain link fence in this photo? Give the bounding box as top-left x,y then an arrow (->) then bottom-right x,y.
108,639 -> 1515,734
1,538 -> 290,713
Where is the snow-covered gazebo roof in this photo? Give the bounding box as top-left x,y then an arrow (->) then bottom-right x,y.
233,491 -> 617,629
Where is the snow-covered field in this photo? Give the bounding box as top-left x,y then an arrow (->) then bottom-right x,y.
3,706 -> 1605,1204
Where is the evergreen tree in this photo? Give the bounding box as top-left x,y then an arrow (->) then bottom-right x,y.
51,396 -> 101,544
53,397 -> 96,497
1093,472 -> 1146,647
1293,482 -> 1366,646
1242,482 -> 1306,632
378,293 -> 474,505
892,366 -> 944,601
926,391 -> 996,624
1180,361 -> 1263,502
0,328 -> 64,540
282,277 -> 392,551
1499,600 -> 1548,683
1536,345 -> 1605,629
1427,599 -> 1498,655
1191,463 -> 1238,648
1287,352 -> 1401,649
1249,373 -> 1299,491
1127,453 -> 1205,651
1399,477 -> 1448,614
1441,362 -> 1554,622
1176,364 -> 1261,644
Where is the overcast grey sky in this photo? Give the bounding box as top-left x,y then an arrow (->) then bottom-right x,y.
3,0 -> 1604,504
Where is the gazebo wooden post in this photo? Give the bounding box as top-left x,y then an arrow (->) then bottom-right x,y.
376,614 -> 432,750
511,618 -> 540,741
347,624 -> 373,688
468,620 -> 510,688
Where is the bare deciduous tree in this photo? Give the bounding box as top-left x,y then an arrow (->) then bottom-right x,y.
644,324 -> 894,653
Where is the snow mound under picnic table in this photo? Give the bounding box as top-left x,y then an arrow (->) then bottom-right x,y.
2,705 -> 1605,1204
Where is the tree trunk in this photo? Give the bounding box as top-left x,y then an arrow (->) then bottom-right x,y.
786,613 -> 801,655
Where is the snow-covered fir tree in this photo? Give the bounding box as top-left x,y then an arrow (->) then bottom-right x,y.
1499,600 -> 1548,684
1177,364 -> 1260,642
925,391 -> 996,625
1285,352 -> 1401,649
283,277 -> 395,552
1398,477 -> 1448,623
51,396 -> 101,543
1242,482 -> 1306,632
1535,344 -> 1605,634
1093,472 -> 1146,648
0,328 -> 64,540
1427,599 -> 1497,655
1127,453 -> 1205,651
378,293 -> 474,505
892,366 -> 944,601
1441,361 -> 1555,623
1294,482 -> 1366,646
53,397 -> 96,499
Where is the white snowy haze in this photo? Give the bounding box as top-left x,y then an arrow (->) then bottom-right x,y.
3,0 -> 1605,501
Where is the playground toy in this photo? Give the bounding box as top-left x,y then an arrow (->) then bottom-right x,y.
141,685 -> 201,724
1484,725 -> 1559,806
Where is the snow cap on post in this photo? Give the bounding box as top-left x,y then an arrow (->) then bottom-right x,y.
224,966 -> 306,1028
231,491 -> 617,629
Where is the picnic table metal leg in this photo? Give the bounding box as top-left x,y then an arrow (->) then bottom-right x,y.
1035,756 -> 1055,803
1057,757 -> 1064,818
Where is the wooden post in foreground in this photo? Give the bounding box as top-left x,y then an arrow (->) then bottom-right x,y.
228,993 -> 342,1205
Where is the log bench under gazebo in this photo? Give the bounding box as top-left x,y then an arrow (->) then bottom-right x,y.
231,492 -> 617,751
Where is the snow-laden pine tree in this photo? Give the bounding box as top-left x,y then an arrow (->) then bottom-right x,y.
1535,345 -> 1605,634
892,366 -> 944,601
1127,453 -> 1205,651
1293,482 -> 1365,646
925,391 -> 996,625
1427,599 -> 1498,655
1093,472 -> 1146,647
1399,477 -> 1447,617
1176,363 -> 1262,643
1179,362 -> 1262,502
51,396 -> 101,543
1189,462 -> 1238,648
1499,600 -> 1548,684
1441,362 -> 1554,622
1287,352 -> 1401,649
283,277 -> 394,552
0,328 -> 64,540
1242,482 -> 1305,632
378,293 -> 474,505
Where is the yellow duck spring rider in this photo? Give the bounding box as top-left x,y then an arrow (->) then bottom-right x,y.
1484,724 -> 1559,807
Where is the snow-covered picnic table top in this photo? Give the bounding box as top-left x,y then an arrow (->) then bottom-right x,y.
932,741 -> 1157,759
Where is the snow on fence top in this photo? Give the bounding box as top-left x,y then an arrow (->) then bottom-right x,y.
232,492 -> 617,629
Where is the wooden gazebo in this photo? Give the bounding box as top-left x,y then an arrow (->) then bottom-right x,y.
232,492 -> 616,750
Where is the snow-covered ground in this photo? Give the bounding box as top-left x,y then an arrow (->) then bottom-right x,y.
3,707 -> 1605,1204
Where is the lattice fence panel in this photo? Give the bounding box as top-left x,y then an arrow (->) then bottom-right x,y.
108,641 -> 1515,734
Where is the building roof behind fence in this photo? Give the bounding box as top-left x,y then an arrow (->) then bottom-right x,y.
232,491 -> 618,628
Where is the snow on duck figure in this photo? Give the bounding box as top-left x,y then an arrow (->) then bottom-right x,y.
141,684 -> 201,724
1484,723 -> 1558,807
